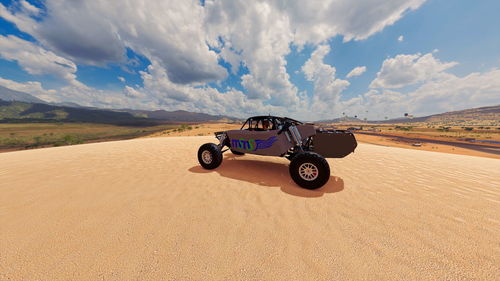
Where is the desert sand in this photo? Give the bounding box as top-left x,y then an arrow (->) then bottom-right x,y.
0,136 -> 499,280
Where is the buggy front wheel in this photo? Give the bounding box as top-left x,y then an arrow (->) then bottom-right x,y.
198,143 -> 223,169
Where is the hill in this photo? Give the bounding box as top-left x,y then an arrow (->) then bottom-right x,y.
413,105 -> 500,124
0,85 -> 46,103
317,116 -> 363,123
123,109 -> 240,122
0,99 -> 241,125
0,85 -> 241,123
0,99 -> 155,125
318,105 -> 500,125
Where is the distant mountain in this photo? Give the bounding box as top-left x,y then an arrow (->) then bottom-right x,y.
416,105 -> 499,123
122,109 -> 241,122
316,116 -> 363,123
317,105 -> 500,124
0,85 -> 46,103
0,84 -> 240,123
0,99 -> 155,125
0,99 -> 241,125
374,105 -> 500,124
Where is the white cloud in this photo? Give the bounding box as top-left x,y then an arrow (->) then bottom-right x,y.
302,44 -> 350,117
1,0 -> 459,120
123,86 -> 145,98
204,0 -> 426,107
0,3 -> 37,34
403,69 -> 500,116
343,69 -> 500,119
0,1 -> 227,84
370,52 -> 458,88
136,60 -> 286,117
205,1 -> 300,107
346,66 -> 367,78
0,35 -> 78,84
19,0 -> 40,16
259,0 -> 426,44
398,35 -> 404,42
0,77 -> 56,102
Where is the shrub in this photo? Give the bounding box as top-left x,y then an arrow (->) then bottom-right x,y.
53,135 -> 83,146
395,126 -> 413,131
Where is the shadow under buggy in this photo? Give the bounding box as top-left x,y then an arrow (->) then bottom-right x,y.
198,116 -> 357,189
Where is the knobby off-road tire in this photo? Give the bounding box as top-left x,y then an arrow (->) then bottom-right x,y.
230,149 -> 245,155
198,143 -> 223,169
289,152 -> 330,189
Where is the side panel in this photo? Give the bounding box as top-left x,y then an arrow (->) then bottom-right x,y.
313,131 -> 358,158
296,125 -> 316,141
226,129 -> 292,156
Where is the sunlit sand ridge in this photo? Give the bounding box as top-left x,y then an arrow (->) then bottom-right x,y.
0,136 -> 498,280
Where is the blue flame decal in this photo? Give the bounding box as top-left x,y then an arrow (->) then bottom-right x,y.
254,136 -> 278,151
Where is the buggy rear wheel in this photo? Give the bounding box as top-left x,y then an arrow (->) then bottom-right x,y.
289,152 -> 330,189
198,143 -> 223,169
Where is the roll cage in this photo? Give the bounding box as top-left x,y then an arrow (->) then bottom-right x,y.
240,116 -> 302,131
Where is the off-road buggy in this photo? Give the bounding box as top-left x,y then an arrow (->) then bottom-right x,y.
197,116 -> 357,189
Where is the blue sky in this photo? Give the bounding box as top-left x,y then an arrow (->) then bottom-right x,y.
0,0 -> 498,120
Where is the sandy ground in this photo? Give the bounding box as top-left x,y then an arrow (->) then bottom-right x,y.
1,136 -> 499,280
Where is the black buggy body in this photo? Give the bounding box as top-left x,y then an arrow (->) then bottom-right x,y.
198,116 -> 357,189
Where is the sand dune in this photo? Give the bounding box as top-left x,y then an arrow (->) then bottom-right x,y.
1,136 -> 499,280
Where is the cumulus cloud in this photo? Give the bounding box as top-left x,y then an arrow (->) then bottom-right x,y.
123,86 -> 145,98
0,1 -> 227,84
370,52 -> 458,89
0,35 -> 78,83
205,1 -> 299,106
0,77 -> 56,102
346,66 -> 367,78
279,0 -> 425,44
136,60 -> 287,117
19,0 -> 40,16
344,69 -> 500,119
8,0 -> 483,120
203,0 -> 426,107
302,44 -> 350,117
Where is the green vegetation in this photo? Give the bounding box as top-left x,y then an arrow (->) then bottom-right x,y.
394,126 -> 413,131
0,100 -> 153,125
171,124 -> 194,133
0,123 -> 179,151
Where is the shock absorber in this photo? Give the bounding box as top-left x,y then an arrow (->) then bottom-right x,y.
287,125 -> 303,146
